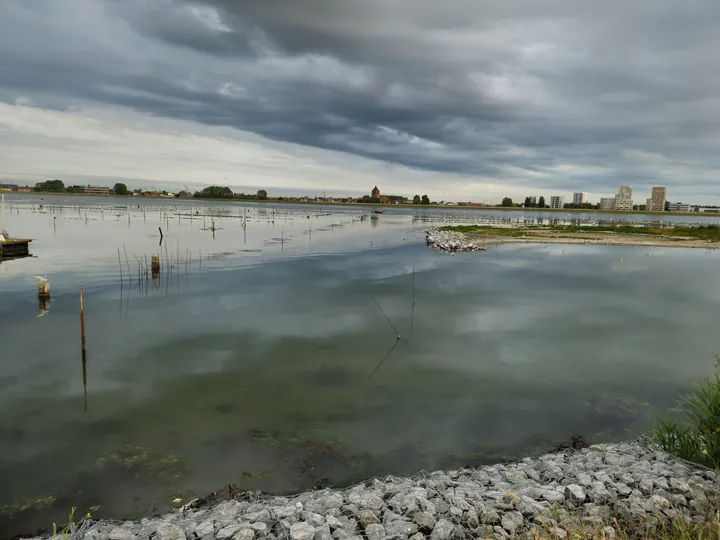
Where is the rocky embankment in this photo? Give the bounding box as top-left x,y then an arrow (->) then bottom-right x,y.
39,443 -> 719,540
426,229 -> 486,253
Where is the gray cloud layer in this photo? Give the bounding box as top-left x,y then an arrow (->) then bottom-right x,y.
1,0 -> 719,199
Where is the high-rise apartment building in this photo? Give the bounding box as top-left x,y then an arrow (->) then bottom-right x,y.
614,185 -> 633,211
550,196 -> 564,209
647,186 -> 667,212
573,192 -> 588,205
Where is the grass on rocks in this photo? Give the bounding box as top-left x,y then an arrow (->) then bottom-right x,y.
440,223 -> 720,241
532,513 -> 720,539
649,358 -> 720,470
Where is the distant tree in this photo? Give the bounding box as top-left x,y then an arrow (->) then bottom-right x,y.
194,186 -> 234,199
413,195 -> 421,204
113,183 -> 129,196
524,196 -> 532,207
421,194 -> 430,205
537,196 -> 546,208
665,200 -> 670,211
256,189 -> 268,200
501,197 -> 513,207
34,179 -> 65,192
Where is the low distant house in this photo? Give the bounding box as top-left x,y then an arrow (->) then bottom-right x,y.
379,195 -> 390,203
468,202 -> 485,207
668,202 -> 691,212
69,185 -> 112,195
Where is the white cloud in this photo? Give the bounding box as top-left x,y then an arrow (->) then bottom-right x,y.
0,101 -> 512,199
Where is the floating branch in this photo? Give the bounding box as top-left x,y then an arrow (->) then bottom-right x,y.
372,296 -> 400,339
368,339 -> 400,380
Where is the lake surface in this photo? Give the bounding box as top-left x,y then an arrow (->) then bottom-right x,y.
2,194 -> 720,536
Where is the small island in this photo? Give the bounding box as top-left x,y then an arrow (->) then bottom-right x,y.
427,224 -> 720,252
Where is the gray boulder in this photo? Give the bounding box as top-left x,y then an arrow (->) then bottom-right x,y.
290,522 -> 317,540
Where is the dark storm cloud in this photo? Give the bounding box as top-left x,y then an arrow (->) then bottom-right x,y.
1,0 -> 720,198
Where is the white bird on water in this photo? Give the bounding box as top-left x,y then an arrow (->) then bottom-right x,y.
33,275 -> 48,283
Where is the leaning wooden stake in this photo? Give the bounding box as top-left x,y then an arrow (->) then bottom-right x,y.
80,287 -> 87,412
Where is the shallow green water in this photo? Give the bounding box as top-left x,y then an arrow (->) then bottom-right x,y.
1,195 -> 719,536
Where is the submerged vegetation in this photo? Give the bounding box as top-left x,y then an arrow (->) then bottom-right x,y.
441,223 -> 720,241
94,445 -> 184,480
0,495 -> 56,518
649,359 -> 720,470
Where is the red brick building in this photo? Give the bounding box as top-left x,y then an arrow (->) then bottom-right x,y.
371,186 -> 380,198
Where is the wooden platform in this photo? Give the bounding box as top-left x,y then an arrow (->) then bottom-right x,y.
0,238 -> 32,258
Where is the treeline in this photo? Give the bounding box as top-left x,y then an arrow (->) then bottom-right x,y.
193,186 -> 268,200
34,179 -> 130,195
33,180 -> 66,193
523,196 -> 547,208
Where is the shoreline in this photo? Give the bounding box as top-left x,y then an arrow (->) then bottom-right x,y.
427,227 -> 720,252
24,442 -> 718,540
468,235 -> 720,250
7,192 -> 720,218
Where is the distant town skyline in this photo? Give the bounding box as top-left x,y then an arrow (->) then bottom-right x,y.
1,1 -> 720,204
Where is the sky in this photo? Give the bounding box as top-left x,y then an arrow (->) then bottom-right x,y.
1,0 -> 719,203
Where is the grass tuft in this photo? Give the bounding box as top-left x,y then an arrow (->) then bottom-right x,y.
649,358 -> 720,469
440,224 -> 720,242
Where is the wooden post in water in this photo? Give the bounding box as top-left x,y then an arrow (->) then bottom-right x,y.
151,255 -> 161,279
80,287 -> 87,412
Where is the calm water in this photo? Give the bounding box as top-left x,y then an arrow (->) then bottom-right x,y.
2,194 -> 720,536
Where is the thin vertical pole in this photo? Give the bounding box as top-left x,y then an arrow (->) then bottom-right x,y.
80,287 -> 87,412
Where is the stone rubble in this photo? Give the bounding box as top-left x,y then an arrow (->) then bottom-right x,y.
30,443 -> 719,540
425,229 -> 486,253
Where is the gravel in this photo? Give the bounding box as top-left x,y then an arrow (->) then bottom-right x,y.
425,229 -> 486,253
25,443 -> 719,540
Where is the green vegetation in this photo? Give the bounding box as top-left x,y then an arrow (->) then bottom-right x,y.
94,445 -> 184,479
192,187 -> 271,200
34,179 -> 65,192
413,194 -> 421,204
193,186 -> 233,199
113,182 -> 129,196
649,359 -> 720,469
531,514 -> 720,539
421,194 -> 430,205
440,223 -> 720,242
501,197 -> 513,207
0,494 -> 56,517
52,507 -> 92,540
